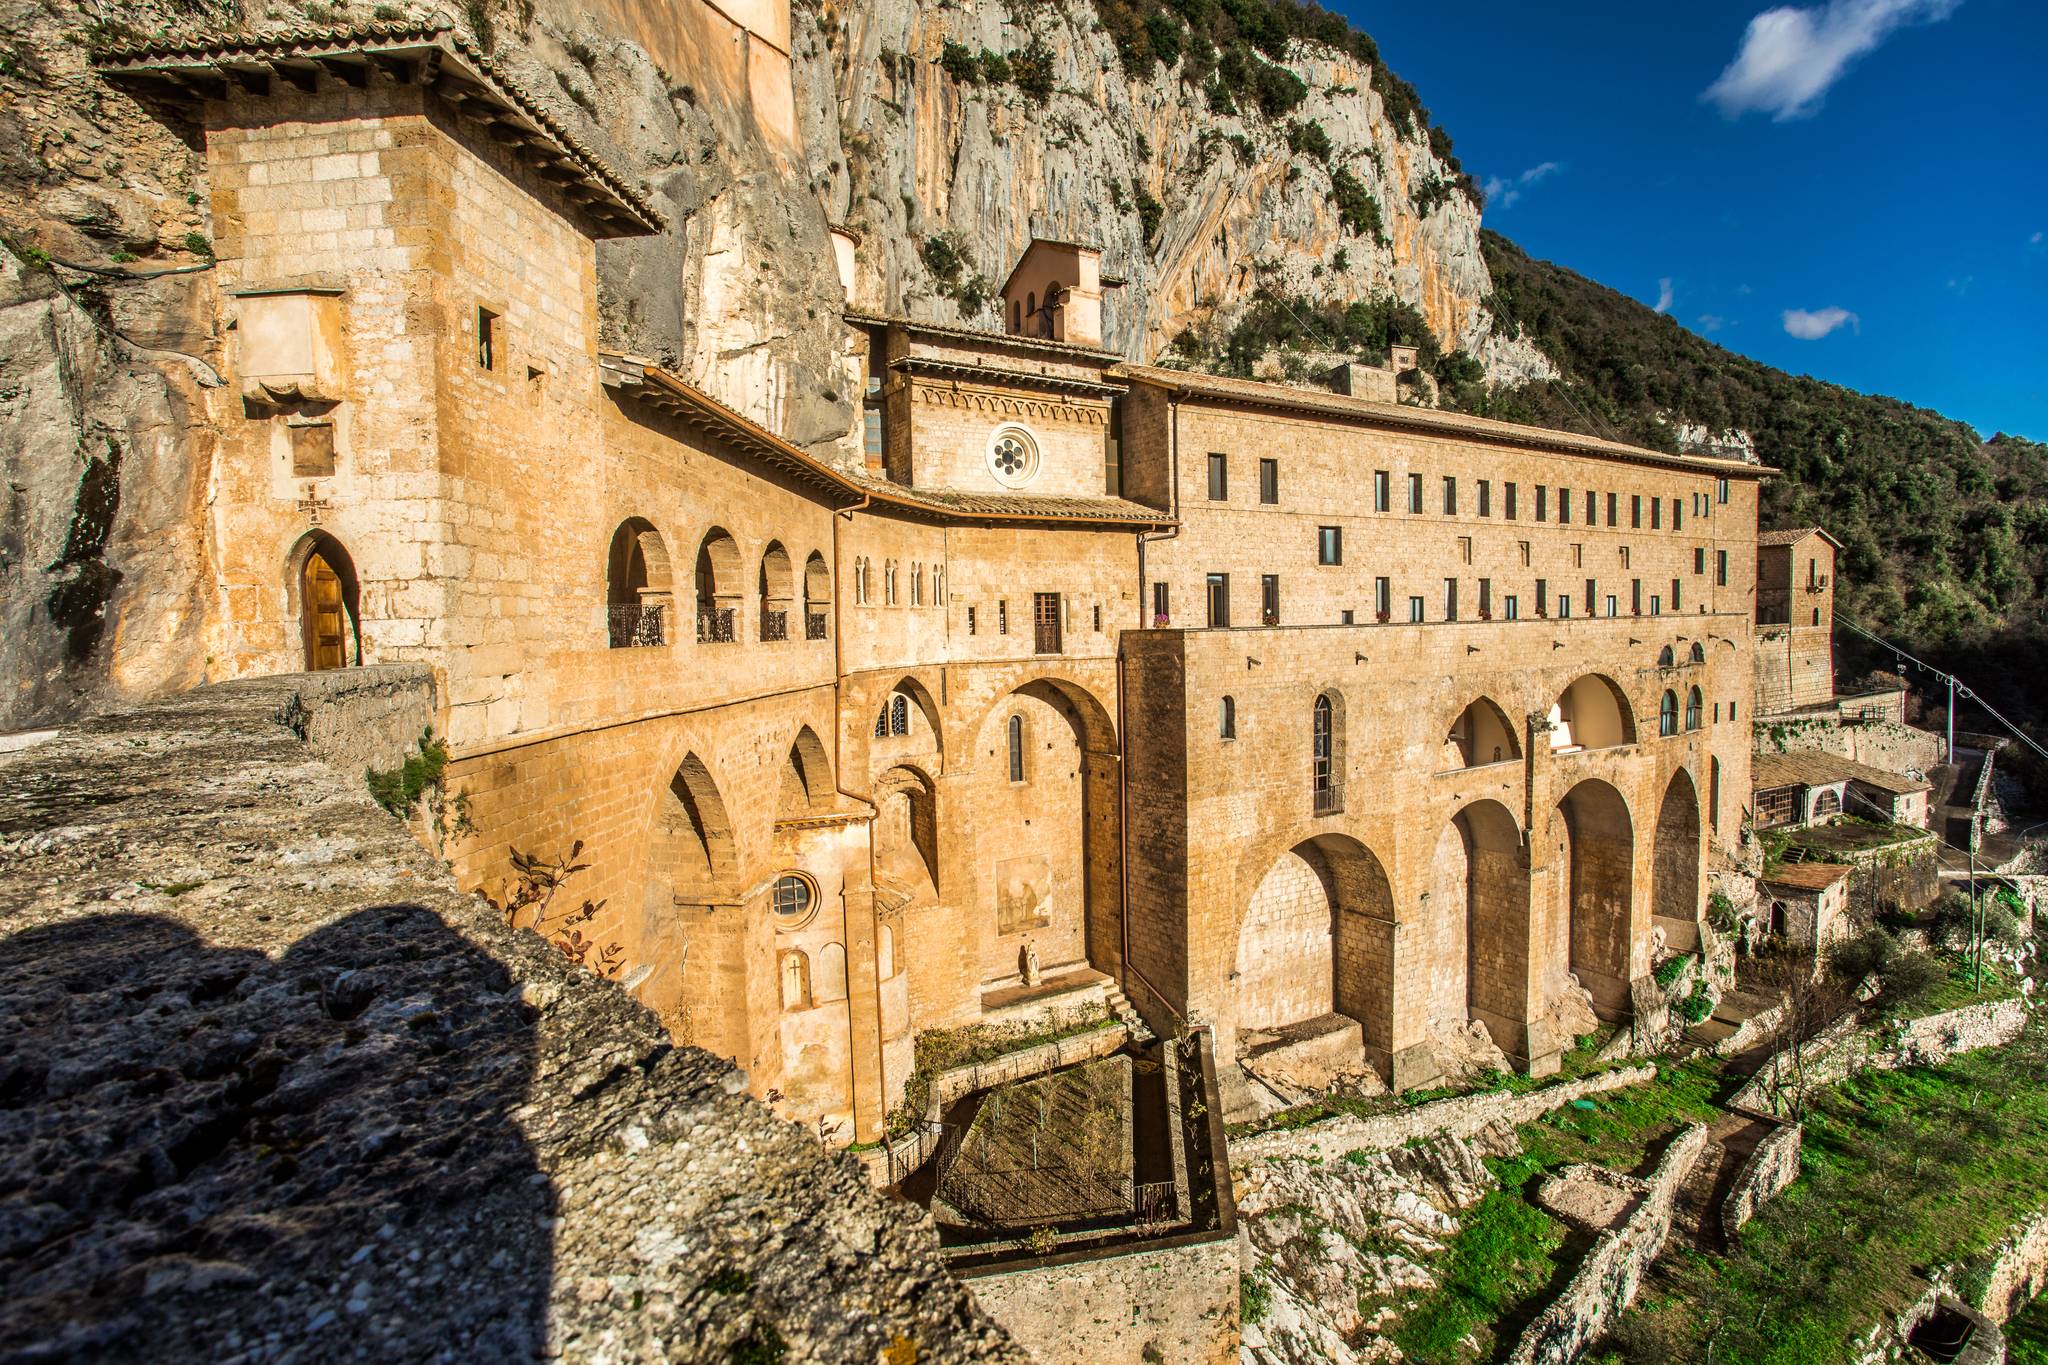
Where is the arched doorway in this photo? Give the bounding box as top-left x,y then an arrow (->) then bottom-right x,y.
1427,800 -> 1529,1053
293,531 -> 360,671
1652,769 -> 1703,936
1557,778 -> 1635,1016
1232,834 -> 1395,1068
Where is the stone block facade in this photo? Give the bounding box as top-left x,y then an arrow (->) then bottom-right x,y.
100,22 -> 1769,1150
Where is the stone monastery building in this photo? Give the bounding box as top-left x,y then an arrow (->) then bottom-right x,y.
100,21 -> 1768,1143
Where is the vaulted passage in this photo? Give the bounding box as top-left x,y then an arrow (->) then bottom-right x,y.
1233,835 -> 1395,1062
1653,768 -> 1703,940
1549,674 -> 1635,752
1425,801 -> 1530,1054
1559,778 -> 1635,1016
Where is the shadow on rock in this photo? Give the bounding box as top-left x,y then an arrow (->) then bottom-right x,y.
0,907 -> 553,1362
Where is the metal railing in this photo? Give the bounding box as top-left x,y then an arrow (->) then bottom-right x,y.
805,611 -> 828,640
1313,780 -> 1343,816
760,609 -> 788,642
606,602 -> 666,648
696,607 -> 735,643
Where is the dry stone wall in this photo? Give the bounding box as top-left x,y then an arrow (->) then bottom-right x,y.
0,668 -> 1024,1363
1730,999 -> 2032,1118
1719,1119 -> 1802,1238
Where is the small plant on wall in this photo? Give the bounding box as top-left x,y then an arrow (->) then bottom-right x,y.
487,841 -> 626,979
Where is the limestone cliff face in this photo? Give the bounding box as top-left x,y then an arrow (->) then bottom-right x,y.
796,0 -> 1553,385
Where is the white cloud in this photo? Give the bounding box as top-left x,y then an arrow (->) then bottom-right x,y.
2032,230 -> 2044,245
1697,314 -> 1728,333
1703,0 -> 1962,121
1782,306 -> 1860,339
1653,278 -> 1675,314
1481,160 -> 1564,211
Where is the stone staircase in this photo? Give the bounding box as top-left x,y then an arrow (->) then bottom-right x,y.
1669,1113 -> 1774,1251
1103,981 -> 1156,1044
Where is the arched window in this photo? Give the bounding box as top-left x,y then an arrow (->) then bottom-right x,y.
1659,690 -> 1679,737
1686,686 -> 1703,730
1657,645 -> 1675,667
779,950 -> 811,1011
1690,641 -> 1706,664
804,552 -> 830,639
890,693 -> 909,736
1220,695 -> 1237,740
878,923 -> 897,980
884,560 -> 897,606
815,942 -> 848,1003
1007,713 -> 1025,783
1312,693 -> 1342,814
934,564 -> 946,604
759,541 -> 792,641
852,556 -> 866,605
1813,789 -> 1841,818
1710,756 -> 1722,832
605,518 -> 671,648
912,563 -> 924,605
694,528 -> 740,643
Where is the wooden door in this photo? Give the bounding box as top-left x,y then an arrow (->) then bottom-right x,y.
302,551 -> 348,670
1032,592 -> 1061,655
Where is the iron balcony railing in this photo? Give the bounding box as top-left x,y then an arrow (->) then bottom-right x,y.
1313,780 -> 1344,816
760,609 -> 788,642
607,602 -> 666,648
697,607 -> 736,643
805,611 -> 829,640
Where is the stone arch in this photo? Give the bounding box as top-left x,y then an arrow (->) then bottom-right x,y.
1812,788 -> 1841,818
803,551 -> 830,637
605,518 -> 673,647
870,675 -> 942,759
288,529 -> 362,671
694,528 -> 740,641
1690,641 -> 1707,664
653,751 -> 737,891
1443,696 -> 1521,769
815,942 -> 848,1004
1658,644 -> 1675,667
1426,800 -> 1530,1055
873,764 -> 939,899
969,675 -> 1122,984
1557,778 -> 1635,1017
758,541 -> 793,641
1549,674 -> 1635,751
1653,768 -> 1703,938
778,726 -> 834,819
1232,834 -> 1396,1067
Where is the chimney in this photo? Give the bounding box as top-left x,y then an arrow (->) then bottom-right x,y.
1000,239 -> 1104,346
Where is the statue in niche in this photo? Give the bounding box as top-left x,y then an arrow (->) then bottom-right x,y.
1021,940 -> 1041,987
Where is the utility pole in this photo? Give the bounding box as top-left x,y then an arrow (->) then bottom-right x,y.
1948,672 -> 1956,763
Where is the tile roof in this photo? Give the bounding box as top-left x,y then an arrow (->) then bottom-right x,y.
1752,750 -> 1929,795
1762,863 -> 1854,892
844,311 -> 1123,361
598,354 -> 1174,530
93,19 -> 663,236
1111,363 -> 1778,478
1758,526 -> 1844,549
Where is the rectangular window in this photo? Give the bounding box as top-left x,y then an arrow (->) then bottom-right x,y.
1607,491 -> 1618,527
1505,481 -> 1519,520
1408,472 -> 1424,514
1631,494 -> 1643,529
1717,477 -> 1730,504
1650,594 -> 1662,616
1695,547 -> 1707,575
1559,487 -> 1571,524
1206,573 -> 1230,627
1341,609 -> 1355,624
1605,594 -> 1618,617
1104,416 -> 1121,496
1716,550 -> 1729,586
966,605 -> 977,635
1478,479 -> 1492,517
862,407 -> 883,462
1093,602 -> 1102,632
1458,536 -> 1474,565
1504,594 -> 1520,620
1443,476 -> 1458,515
1672,498 -> 1683,530
1585,578 -> 1597,615
1632,578 -> 1642,614
1318,525 -> 1343,565
1586,490 -> 1597,524
1620,544 -> 1632,568
289,422 -> 336,477
1207,453 -> 1227,501
1444,578 -> 1459,621
1672,578 -> 1683,612
1559,594 -> 1573,619
1536,486 -> 1549,522
1375,576 -> 1391,618
1518,540 -> 1532,567
1374,469 -> 1391,512
1571,543 -> 1584,568
1652,498 -> 1663,530
1152,581 -> 1169,626
1259,457 -> 1278,505
1479,577 -> 1492,617
1261,574 -> 1280,626
1535,578 -> 1548,615
998,600 -> 1009,634
1408,595 -> 1426,623
1731,701 -> 1738,722
476,306 -> 497,370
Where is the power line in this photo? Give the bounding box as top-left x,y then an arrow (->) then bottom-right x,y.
1836,614 -> 2048,764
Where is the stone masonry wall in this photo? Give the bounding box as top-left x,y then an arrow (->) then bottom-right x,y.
1731,998 -> 2032,1118
0,669 -> 1023,1363
964,1234 -> 1240,1365
1720,1119 -> 1803,1238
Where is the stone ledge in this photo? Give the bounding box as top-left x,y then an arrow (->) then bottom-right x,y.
0,672 -> 1023,1363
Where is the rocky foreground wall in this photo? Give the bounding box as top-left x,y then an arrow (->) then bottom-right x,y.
0,667 -> 1023,1363
1730,998 -> 2031,1118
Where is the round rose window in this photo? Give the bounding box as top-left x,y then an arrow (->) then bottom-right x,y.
986,426 -> 1041,488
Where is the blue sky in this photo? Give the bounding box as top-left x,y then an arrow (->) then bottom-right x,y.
1339,0 -> 2047,441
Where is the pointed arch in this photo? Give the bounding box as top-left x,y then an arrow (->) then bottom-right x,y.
1445,696 -> 1521,769
803,551 -> 830,639
779,726 -> 834,819
1550,674 -> 1635,751
694,528 -> 740,642
288,530 -> 363,671
1558,777 -> 1635,1016
871,675 -> 942,758
758,540 -> 793,641
1653,767 -> 1703,932
605,518 -> 672,647
1233,833 -> 1396,1069
655,751 -> 737,888
874,764 -> 939,897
